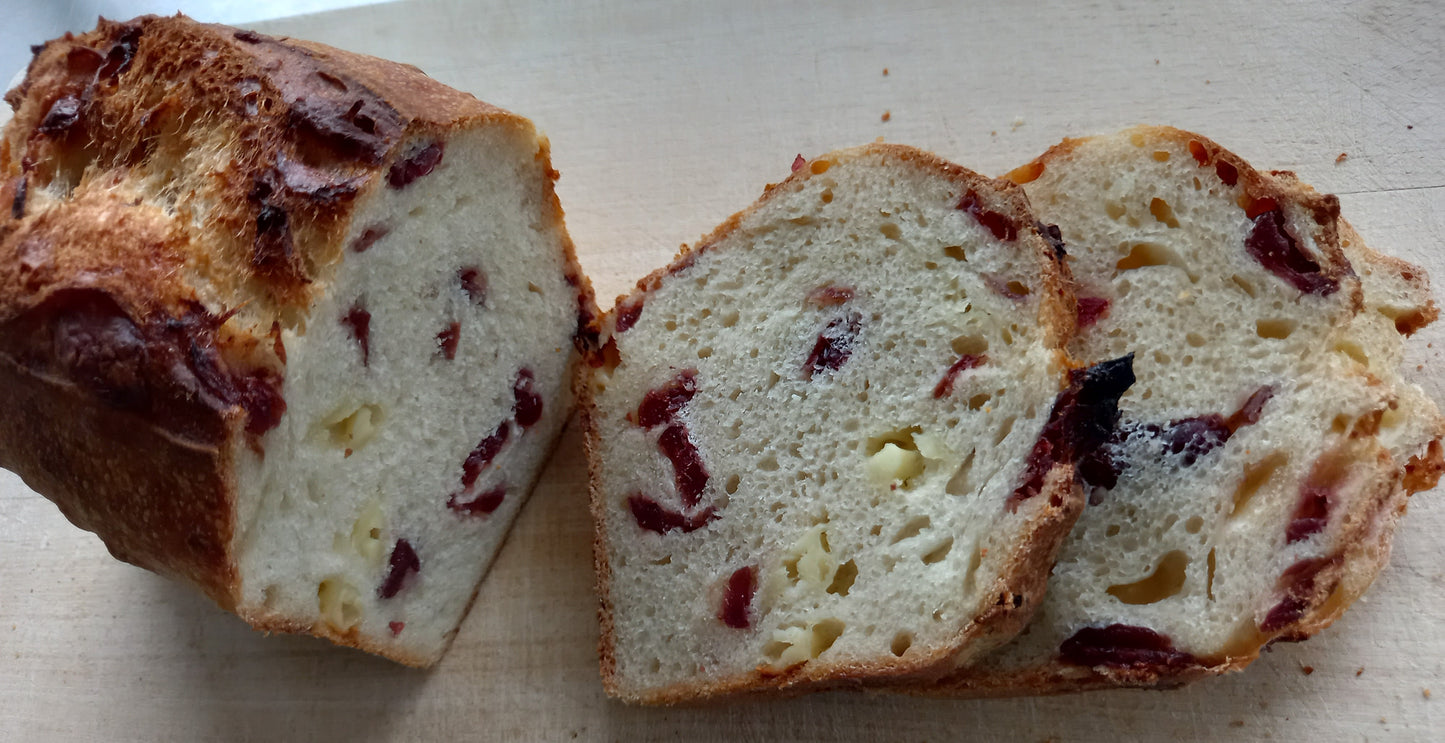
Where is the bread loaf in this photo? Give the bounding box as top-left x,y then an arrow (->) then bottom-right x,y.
585,144 -> 1133,702
0,16 -> 596,666
929,126 -> 1443,694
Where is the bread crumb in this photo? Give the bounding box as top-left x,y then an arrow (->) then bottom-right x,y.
875,136 -> 885,143
1356,667 -> 1365,676
991,130 -> 998,137
1205,79 -> 1211,84
1300,665 -> 1314,675
1407,124 -> 1414,129
1335,152 -> 1348,164
882,67 -> 889,76
1229,720 -> 1244,728
1154,59 -> 1160,65
881,110 -> 891,122
1011,117 -> 1025,131
1425,688 -> 1432,699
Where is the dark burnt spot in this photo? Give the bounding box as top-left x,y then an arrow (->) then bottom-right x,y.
806,284 -> 855,308
447,485 -> 506,517
37,96 -> 83,135
387,142 -> 445,189
1245,210 -> 1337,296
659,423 -> 709,508
378,538 -> 420,599
341,302 -> 371,367
627,495 -> 718,534
512,368 -> 543,427
1010,354 -> 1134,510
1077,296 -> 1111,328
614,296 -> 645,333
0,290 -> 286,442
933,353 -> 987,399
11,176 -> 26,219
958,189 -> 1018,242
1037,222 -> 1067,258
1059,624 -> 1199,669
719,566 -> 757,629
250,202 -> 307,283
350,224 -> 390,253
1260,555 -> 1339,633
804,311 -> 863,379
97,25 -> 141,82
458,267 -> 487,305
462,422 -> 509,489
637,369 -> 699,428
436,322 -> 460,360
1215,160 -> 1239,187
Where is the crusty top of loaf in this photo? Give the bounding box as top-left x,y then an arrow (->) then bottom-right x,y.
1,14 -> 523,326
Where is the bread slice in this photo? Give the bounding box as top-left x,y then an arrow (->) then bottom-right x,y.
584,144 -> 1137,703
928,126 -> 1443,694
0,16 -> 596,666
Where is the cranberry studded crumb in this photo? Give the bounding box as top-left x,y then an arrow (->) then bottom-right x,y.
957,189 -> 1018,242
1059,624 -> 1198,670
804,312 -> 863,379
628,369 -> 719,534
350,224 -> 390,253
461,422 -> 510,489
659,424 -> 709,508
1260,555 -> 1339,633
447,485 -> 507,517
436,322 -> 460,360
1077,296 -> 1111,328
627,495 -> 718,534
718,566 -> 758,629
637,369 -> 699,428
388,621 -> 405,636
1245,209 -> 1337,296
458,267 -> 488,306
387,142 -> 444,189
933,353 -> 987,399
341,302 -> 371,366
378,539 -> 420,599
614,296 -> 645,333
512,368 -> 544,427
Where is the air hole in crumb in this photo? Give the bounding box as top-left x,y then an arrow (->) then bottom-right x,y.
945,450 -> 976,495
725,474 -> 741,494
827,560 -> 858,596
880,222 -> 902,240
1256,319 -> 1296,339
968,392 -> 992,410
759,455 -> 780,471
1105,524 -> 1121,537
1117,242 -> 1189,276
527,282 -> 543,295
1231,275 -> 1257,297
1149,197 -> 1181,228
1153,150 -> 1171,162
1105,201 -> 1127,221
1186,332 -> 1207,347
408,206 -> 424,217
1331,414 -> 1351,434
994,416 -> 1016,445
963,547 -> 983,593
1184,515 -> 1204,534
1233,451 -> 1289,516
697,346 -> 713,359
1206,548 -> 1217,601
891,632 -> 913,656
1334,341 -> 1368,365
1006,280 -> 1030,297
821,189 -> 834,204
891,515 -> 931,544
944,245 -> 967,262
951,334 -> 988,356
1106,550 -> 1189,604
922,537 -> 954,565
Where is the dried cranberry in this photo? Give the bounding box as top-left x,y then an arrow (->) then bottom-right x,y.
350,225 -> 389,253
448,485 -> 506,517
627,495 -> 718,534
512,368 -> 543,427
97,26 -> 141,81
37,96 -> 82,135
1078,434 -> 1127,491
341,303 -> 371,366
461,422 -> 509,488
1157,414 -> 1231,466
637,369 -> 699,428
791,154 -> 806,172
1215,160 -> 1239,187
388,621 -> 405,636
807,284 -> 855,308
718,566 -> 757,629
251,203 -> 303,282
1226,386 -> 1274,431
933,353 -> 987,399
615,296 -> 644,333
957,189 -> 1018,242
1245,209 -> 1337,295
804,312 -> 863,379
378,539 -> 420,599
436,322 -> 460,360
387,142 -> 444,189
1037,222 -> 1068,258
1287,452 -> 1344,543
1077,296 -> 1111,328
458,267 -> 487,305
1260,555 -> 1338,632
1059,624 -> 1198,669
1011,355 -> 1135,510
659,424 -> 709,508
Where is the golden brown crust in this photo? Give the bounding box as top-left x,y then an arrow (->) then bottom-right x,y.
585,144 -> 1083,703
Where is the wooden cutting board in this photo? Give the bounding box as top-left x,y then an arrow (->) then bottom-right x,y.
2,0 -> 1441,739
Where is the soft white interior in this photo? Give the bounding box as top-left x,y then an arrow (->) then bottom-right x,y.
593,149 -> 1069,696
232,123 -> 578,663
981,130 -> 1402,671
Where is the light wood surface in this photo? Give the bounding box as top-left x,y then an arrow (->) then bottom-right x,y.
3,0 -> 1443,740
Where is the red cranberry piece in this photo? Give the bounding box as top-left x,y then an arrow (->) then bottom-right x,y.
1287,451 -> 1344,543
658,423 -> 709,508
387,142 -> 444,189
1077,296 -> 1111,328
957,189 -> 1018,242
637,369 -> 699,428
806,284 -> 855,308
615,296 -> 645,333
804,312 -> 863,379
378,539 -> 420,599
1245,210 -> 1337,295
448,485 -> 507,517
1037,222 -> 1068,258
458,267 -> 487,306
462,422 -> 509,488
341,302 -> 371,366
1260,555 -> 1338,632
436,322 -> 460,360
792,154 -> 806,172
1158,414 -> 1231,466
511,368 -> 544,427
1215,160 -> 1239,187
98,26 -> 141,81
1227,386 -> 1274,431
350,224 -> 390,253
1059,624 -> 1198,669
1078,427 -> 1130,491
627,495 -> 718,534
718,566 -> 757,629
388,621 -> 405,636
37,96 -> 83,135
1011,354 -> 1135,510
933,353 -> 987,399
